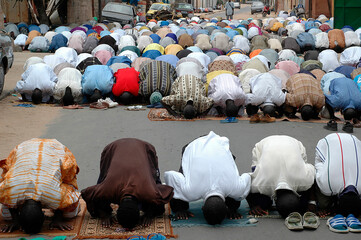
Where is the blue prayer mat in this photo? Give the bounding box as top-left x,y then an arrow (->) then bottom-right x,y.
170,200 -> 256,227
13,104 -> 34,108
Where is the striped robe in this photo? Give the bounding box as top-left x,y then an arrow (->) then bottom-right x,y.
139,60 -> 177,98
0,138 -> 80,219
315,133 -> 361,196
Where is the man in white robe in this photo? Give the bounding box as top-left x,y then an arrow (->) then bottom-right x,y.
248,135 -> 315,218
15,63 -> 58,104
165,131 -> 251,225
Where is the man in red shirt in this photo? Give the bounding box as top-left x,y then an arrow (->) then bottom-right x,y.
112,68 -> 140,105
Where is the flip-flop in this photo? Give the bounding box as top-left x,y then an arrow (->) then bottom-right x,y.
147,233 -> 166,240
220,117 -> 238,123
326,214 -> 349,233
346,214 -> 361,233
302,212 -> 320,229
285,212 -> 303,230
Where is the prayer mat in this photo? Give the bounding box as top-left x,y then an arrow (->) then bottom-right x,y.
147,108 -> 344,124
75,204 -> 177,239
170,200 -> 256,228
0,200 -> 86,239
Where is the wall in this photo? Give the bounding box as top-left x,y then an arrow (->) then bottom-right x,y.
67,0 -> 99,24
1,0 -> 28,23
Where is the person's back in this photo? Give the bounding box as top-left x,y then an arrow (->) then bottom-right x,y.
251,135 -> 315,196
326,77 -> 361,110
0,138 -> 80,213
285,73 -> 325,110
165,131 -> 251,202
248,73 -> 286,107
54,68 -> 83,104
81,138 -> 173,210
15,63 -> 57,103
81,65 -> 114,97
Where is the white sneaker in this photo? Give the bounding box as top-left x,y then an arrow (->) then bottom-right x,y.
101,98 -> 118,108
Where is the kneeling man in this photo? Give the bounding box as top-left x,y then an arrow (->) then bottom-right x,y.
165,131 -> 251,225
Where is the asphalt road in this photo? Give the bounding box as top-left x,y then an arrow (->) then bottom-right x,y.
32,107 -> 360,240
206,5 -> 251,18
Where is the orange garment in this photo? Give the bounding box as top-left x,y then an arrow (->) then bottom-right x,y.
0,138 -> 80,215
25,30 -> 41,45
249,49 -> 262,58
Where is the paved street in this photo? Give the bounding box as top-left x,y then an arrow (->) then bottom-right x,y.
0,52 -> 360,240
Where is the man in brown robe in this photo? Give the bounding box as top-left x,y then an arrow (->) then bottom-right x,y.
81,138 -> 174,229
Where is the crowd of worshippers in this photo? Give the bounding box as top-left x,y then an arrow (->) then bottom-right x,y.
0,132 -> 361,234
10,13 -> 361,130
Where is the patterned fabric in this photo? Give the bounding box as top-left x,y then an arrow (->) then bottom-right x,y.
76,57 -> 102,74
208,60 -> 237,75
161,75 -> 214,114
139,60 -> 177,97
286,73 -> 325,111
0,139 -> 80,219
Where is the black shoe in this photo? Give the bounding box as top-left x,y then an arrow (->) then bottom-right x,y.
342,122 -> 354,133
324,120 -> 337,131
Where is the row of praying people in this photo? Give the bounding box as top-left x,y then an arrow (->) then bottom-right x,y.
0,131 -> 360,234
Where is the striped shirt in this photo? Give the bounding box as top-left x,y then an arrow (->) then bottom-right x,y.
139,60 -> 177,97
0,139 -> 80,219
315,133 -> 361,197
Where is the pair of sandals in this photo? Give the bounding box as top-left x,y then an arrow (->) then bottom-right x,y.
327,214 -> 361,233
285,212 -> 320,230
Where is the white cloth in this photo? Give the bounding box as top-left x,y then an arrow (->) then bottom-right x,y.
71,30 -> 87,41
208,73 -> 246,108
44,31 -> 57,44
247,73 -> 286,107
118,50 -> 138,62
278,49 -> 297,60
164,131 -> 251,202
119,35 -> 136,50
238,69 -> 261,94
176,62 -> 204,80
315,133 -> 361,196
268,69 -> 291,90
250,135 -> 315,197
187,52 -> 211,73
318,49 -> 340,72
53,68 -> 83,103
23,57 -> 44,71
315,32 -> 329,49
232,35 -> 250,53
14,34 -> 28,46
91,44 -> 115,57
137,35 -> 153,52
15,63 -> 57,102
43,54 -> 67,70
248,27 -> 259,39
339,46 -> 361,66
344,31 -> 360,48
229,53 -> 250,64
110,32 -> 122,46
28,36 -> 49,52
61,31 -> 72,41
76,53 -> 93,66
54,47 -> 78,66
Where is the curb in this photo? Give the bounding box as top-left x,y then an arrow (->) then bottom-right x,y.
0,90 -> 13,101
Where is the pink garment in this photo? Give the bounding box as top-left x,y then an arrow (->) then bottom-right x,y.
95,50 -> 112,65
68,34 -> 84,54
275,60 -> 300,76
